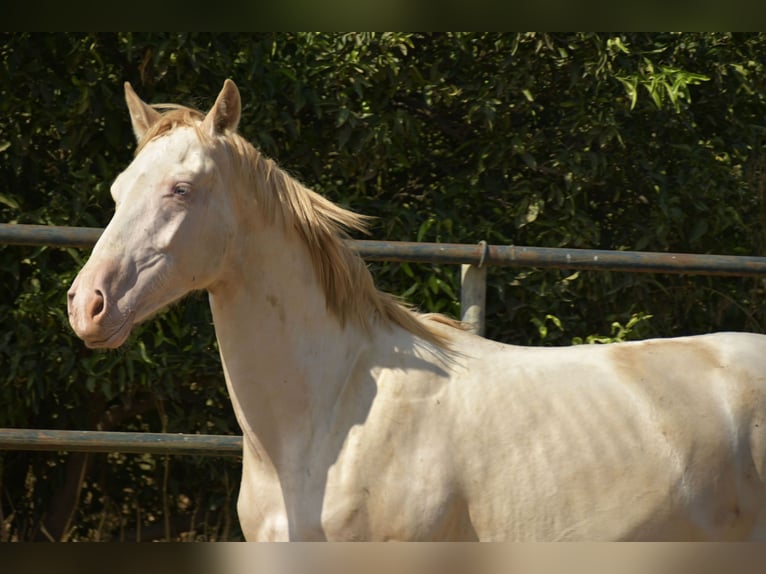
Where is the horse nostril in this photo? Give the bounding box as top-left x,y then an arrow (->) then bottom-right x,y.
89,289 -> 105,319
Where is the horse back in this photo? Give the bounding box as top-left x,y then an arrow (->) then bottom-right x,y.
444,330 -> 766,540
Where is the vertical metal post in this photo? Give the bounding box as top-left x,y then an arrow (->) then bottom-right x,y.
460,241 -> 488,336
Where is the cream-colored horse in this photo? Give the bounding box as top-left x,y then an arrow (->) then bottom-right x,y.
68,80 -> 766,540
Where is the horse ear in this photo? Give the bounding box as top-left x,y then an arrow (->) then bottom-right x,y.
202,79 -> 241,136
124,82 -> 161,143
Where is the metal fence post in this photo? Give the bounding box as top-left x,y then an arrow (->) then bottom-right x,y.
460,264 -> 487,336
460,241 -> 489,336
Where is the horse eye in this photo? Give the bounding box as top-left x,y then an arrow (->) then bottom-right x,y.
173,184 -> 191,197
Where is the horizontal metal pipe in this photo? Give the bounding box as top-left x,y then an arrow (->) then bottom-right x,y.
347,240 -> 766,277
0,223 -> 102,248
0,428 -> 242,457
4,223 -> 766,276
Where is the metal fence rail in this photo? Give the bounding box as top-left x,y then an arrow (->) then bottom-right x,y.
5,223 -> 766,276
4,221 -> 766,456
0,429 -> 242,457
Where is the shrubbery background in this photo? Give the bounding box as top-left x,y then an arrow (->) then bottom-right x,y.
2,33 -> 766,540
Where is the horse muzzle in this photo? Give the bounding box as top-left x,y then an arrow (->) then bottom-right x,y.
67,273 -> 133,349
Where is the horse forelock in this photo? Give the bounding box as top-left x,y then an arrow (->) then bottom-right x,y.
134,103 -> 457,347
134,105 -> 206,156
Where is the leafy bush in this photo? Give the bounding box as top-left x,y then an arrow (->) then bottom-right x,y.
2,32 -> 766,540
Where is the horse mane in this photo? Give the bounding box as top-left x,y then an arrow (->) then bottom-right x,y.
135,104 -> 462,348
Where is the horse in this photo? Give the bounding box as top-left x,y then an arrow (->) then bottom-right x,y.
68,79 -> 766,541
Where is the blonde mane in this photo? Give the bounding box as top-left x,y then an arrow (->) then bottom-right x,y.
136,105 -> 459,347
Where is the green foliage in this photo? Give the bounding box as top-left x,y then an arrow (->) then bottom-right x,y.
571,312 -> 655,345
2,32 -> 766,540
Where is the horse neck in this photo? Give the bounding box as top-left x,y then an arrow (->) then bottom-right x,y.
207,215 -> 369,466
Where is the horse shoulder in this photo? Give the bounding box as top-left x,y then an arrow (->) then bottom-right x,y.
318,333 -> 478,540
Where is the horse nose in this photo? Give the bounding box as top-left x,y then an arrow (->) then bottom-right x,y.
68,284 -> 107,322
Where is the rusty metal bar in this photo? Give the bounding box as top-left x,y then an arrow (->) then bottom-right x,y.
4,223 -> 766,276
0,428 -> 242,457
